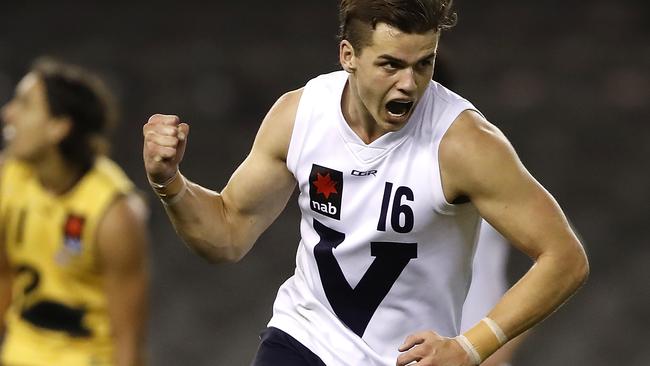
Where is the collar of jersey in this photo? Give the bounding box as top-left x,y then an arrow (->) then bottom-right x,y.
334,72 -> 427,164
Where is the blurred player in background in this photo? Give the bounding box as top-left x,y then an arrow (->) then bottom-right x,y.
0,58 -> 149,366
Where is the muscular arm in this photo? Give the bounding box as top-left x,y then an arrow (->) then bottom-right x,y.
97,193 -> 150,366
441,110 -> 589,340
143,90 -> 301,263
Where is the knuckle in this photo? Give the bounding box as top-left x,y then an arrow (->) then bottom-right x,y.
161,147 -> 176,157
147,114 -> 161,123
160,136 -> 178,147
395,355 -> 407,366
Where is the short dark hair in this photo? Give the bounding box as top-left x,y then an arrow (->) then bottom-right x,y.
338,0 -> 457,52
30,58 -> 117,170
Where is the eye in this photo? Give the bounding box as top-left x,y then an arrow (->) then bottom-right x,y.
419,59 -> 434,68
382,62 -> 399,70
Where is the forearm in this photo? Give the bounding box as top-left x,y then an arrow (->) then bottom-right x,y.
457,245 -> 588,364
155,173 -> 255,263
488,247 -> 588,339
479,331 -> 527,366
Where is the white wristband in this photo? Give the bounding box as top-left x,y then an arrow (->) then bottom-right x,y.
482,317 -> 508,345
160,179 -> 187,206
148,170 -> 179,191
148,170 -> 187,206
455,335 -> 481,365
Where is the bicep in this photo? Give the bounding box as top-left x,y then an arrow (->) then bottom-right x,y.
441,111 -> 580,259
219,90 -> 301,236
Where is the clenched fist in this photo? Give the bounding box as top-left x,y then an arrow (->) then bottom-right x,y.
143,114 -> 190,184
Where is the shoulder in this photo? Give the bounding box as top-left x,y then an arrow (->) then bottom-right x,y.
96,192 -> 148,266
91,157 -> 134,192
0,156 -> 34,198
95,192 -> 148,273
270,88 -> 304,121
440,110 -> 509,157
0,155 -> 32,178
270,88 -> 304,117
253,88 -> 304,161
439,110 -> 521,199
99,193 -> 149,236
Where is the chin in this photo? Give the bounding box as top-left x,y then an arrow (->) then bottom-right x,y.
380,118 -> 408,132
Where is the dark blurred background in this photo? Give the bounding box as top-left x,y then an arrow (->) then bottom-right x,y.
1,1 -> 648,365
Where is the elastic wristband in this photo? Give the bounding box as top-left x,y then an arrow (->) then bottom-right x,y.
463,317 -> 507,362
149,171 -> 187,205
160,179 -> 187,206
482,317 -> 507,346
148,170 -> 179,190
454,335 -> 481,365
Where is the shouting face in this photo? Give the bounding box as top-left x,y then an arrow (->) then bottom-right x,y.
340,22 -> 439,141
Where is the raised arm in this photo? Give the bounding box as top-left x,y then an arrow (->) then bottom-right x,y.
142,90 -> 301,263
97,193 -> 150,366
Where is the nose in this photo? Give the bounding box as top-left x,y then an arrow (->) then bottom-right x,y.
1,101 -> 13,125
396,68 -> 417,95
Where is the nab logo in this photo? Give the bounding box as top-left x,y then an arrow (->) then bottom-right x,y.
309,164 -> 343,220
351,169 -> 377,177
56,214 -> 85,265
63,215 -> 85,253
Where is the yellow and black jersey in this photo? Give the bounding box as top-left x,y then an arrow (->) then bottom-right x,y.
0,157 -> 133,366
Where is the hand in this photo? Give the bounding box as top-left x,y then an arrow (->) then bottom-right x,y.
143,114 -> 190,184
396,331 -> 473,366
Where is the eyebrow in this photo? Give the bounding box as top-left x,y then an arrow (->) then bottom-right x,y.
377,51 -> 437,65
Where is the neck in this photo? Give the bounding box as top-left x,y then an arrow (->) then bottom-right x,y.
341,78 -> 386,145
34,152 -> 85,195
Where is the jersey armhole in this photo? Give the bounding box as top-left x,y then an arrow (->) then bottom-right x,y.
286,82 -> 316,176
431,107 -> 484,215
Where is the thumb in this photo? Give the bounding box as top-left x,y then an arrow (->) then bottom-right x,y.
175,122 -> 190,163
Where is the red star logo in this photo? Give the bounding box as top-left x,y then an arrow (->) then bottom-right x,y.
64,215 -> 84,237
313,173 -> 338,199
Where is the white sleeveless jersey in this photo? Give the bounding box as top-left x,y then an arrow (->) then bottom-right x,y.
269,70 -> 482,365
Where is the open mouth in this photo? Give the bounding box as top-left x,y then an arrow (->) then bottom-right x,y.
2,125 -> 15,142
386,100 -> 414,118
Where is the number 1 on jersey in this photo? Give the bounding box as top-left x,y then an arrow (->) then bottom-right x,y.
377,182 -> 414,233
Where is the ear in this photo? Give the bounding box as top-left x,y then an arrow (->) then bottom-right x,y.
339,40 -> 357,74
48,116 -> 73,143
